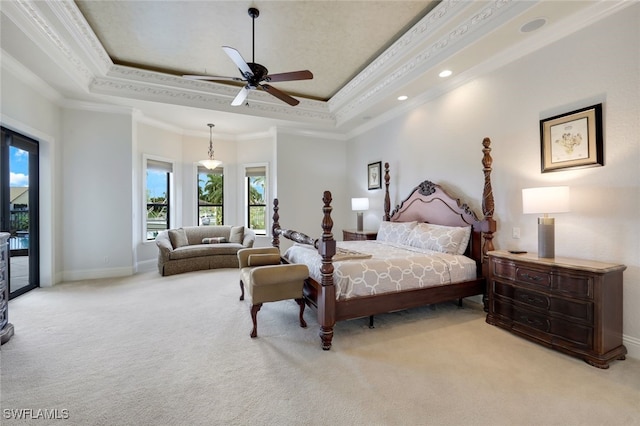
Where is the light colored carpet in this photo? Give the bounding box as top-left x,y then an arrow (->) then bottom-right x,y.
1,269 -> 639,426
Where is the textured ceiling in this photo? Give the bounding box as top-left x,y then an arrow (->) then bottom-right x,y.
75,1 -> 438,101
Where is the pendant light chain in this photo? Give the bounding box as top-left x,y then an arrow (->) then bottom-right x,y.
208,123 -> 215,160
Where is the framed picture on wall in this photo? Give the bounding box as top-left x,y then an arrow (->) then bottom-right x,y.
368,161 -> 382,190
540,103 -> 603,173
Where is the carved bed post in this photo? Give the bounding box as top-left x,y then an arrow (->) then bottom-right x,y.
481,137 -> 496,258
481,138 -> 497,311
317,191 -> 337,350
383,162 -> 391,221
271,198 -> 280,249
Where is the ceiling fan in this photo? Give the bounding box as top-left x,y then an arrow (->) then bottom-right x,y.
183,7 -> 313,107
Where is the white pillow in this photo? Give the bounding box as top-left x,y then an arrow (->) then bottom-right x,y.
406,223 -> 471,255
376,221 -> 417,245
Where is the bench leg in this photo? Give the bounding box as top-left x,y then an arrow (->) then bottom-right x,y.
250,303 -> 262,338
239,280 -> 245,301
295,298 -> 307,328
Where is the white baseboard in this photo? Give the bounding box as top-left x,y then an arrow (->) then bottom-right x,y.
62,266 -> 133,282
623,334 -> 640,360
135,259 -> 157,273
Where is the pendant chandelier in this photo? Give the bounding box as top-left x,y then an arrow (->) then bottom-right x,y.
199,123 -> 222,170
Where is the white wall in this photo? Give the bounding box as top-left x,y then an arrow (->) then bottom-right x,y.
61,109 -> 134,280
347,6 -> 640,357
275,130 -> 349,251
0,66 -> 62,286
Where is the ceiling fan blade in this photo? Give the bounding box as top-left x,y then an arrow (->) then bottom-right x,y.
231,86 -> 250,106
260,84 -> 300,106
183,75 -> 245,82
222,46 -> 254,78
266,70 -> 313,83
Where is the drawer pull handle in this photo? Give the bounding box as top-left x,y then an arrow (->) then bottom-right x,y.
521,273 -> 543,282
519,295 -> 543,304
521,315 -> 544,327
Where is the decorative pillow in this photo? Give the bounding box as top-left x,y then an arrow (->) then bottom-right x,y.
229,226 -> 244,244
202,237 -> 227,244
168,228 -> 188,248
248,253 -> 281,267
406,223 -> 472,255
376,221 -> 417,245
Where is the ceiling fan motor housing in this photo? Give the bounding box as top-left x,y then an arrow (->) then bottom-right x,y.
183,6 -> 312,106
246,63 -> 269,87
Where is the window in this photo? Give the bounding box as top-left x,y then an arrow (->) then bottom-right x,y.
198,166 -> 223,226
245,165 -> 267,235
145,158 -> 173,241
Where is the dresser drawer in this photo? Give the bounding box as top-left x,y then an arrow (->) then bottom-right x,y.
492,281 -> 593,323
552,274 -> 592,299
492,259 -> 551,289
516,266 -> 551,289
492,299 -> 593,349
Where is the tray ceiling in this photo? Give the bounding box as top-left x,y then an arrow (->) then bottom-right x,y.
0,0 -> 629,137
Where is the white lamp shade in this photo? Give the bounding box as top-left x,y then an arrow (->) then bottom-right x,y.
351,198 -> 369,211
199,159 -> 223,170
522,186 -> 570,214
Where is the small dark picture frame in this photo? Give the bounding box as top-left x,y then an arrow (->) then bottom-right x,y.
368,161 -> 382,190
540,103 -> 603,173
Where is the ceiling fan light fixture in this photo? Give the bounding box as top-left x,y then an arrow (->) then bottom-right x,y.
199,123 -> 222,170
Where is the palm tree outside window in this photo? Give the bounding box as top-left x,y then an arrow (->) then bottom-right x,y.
198,166 -> 223,226
246,166 -> 266,235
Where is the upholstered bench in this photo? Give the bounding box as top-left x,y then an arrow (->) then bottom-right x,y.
237,247 -> 309,338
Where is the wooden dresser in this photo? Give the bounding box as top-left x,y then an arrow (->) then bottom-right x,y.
486,250 -> 626,368
342,229 -> 378,241
0,232 -> 14,344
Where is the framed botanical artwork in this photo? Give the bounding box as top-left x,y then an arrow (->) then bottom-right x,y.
540,103 -> 603,173
368,161 -> 382,190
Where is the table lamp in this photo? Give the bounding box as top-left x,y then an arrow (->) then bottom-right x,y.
522,186 -> 570,258
351,198 -> 369,232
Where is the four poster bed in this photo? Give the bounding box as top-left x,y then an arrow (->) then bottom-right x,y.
272,138 -> 496,350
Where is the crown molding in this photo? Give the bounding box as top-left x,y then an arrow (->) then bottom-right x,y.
332,0 -> 537,126
47,0 -> 112,75
328,0 -> 470,111
92,65 -> 335,127
7,0 -> 94,90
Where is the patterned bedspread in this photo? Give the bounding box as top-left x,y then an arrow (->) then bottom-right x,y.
283,240 -> 478,301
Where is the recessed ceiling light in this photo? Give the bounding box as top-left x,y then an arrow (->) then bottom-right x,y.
439,70 -> 452,78
520,18 -> 547,33
397,95 -> 408,101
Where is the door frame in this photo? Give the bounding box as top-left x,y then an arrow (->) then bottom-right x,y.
1,126 -> 40,298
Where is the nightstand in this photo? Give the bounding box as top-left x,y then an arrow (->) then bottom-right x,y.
342,229 -> 377,241
486,250 -> 626,368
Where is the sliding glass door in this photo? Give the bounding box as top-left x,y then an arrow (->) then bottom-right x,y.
0,127 -> 39,298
